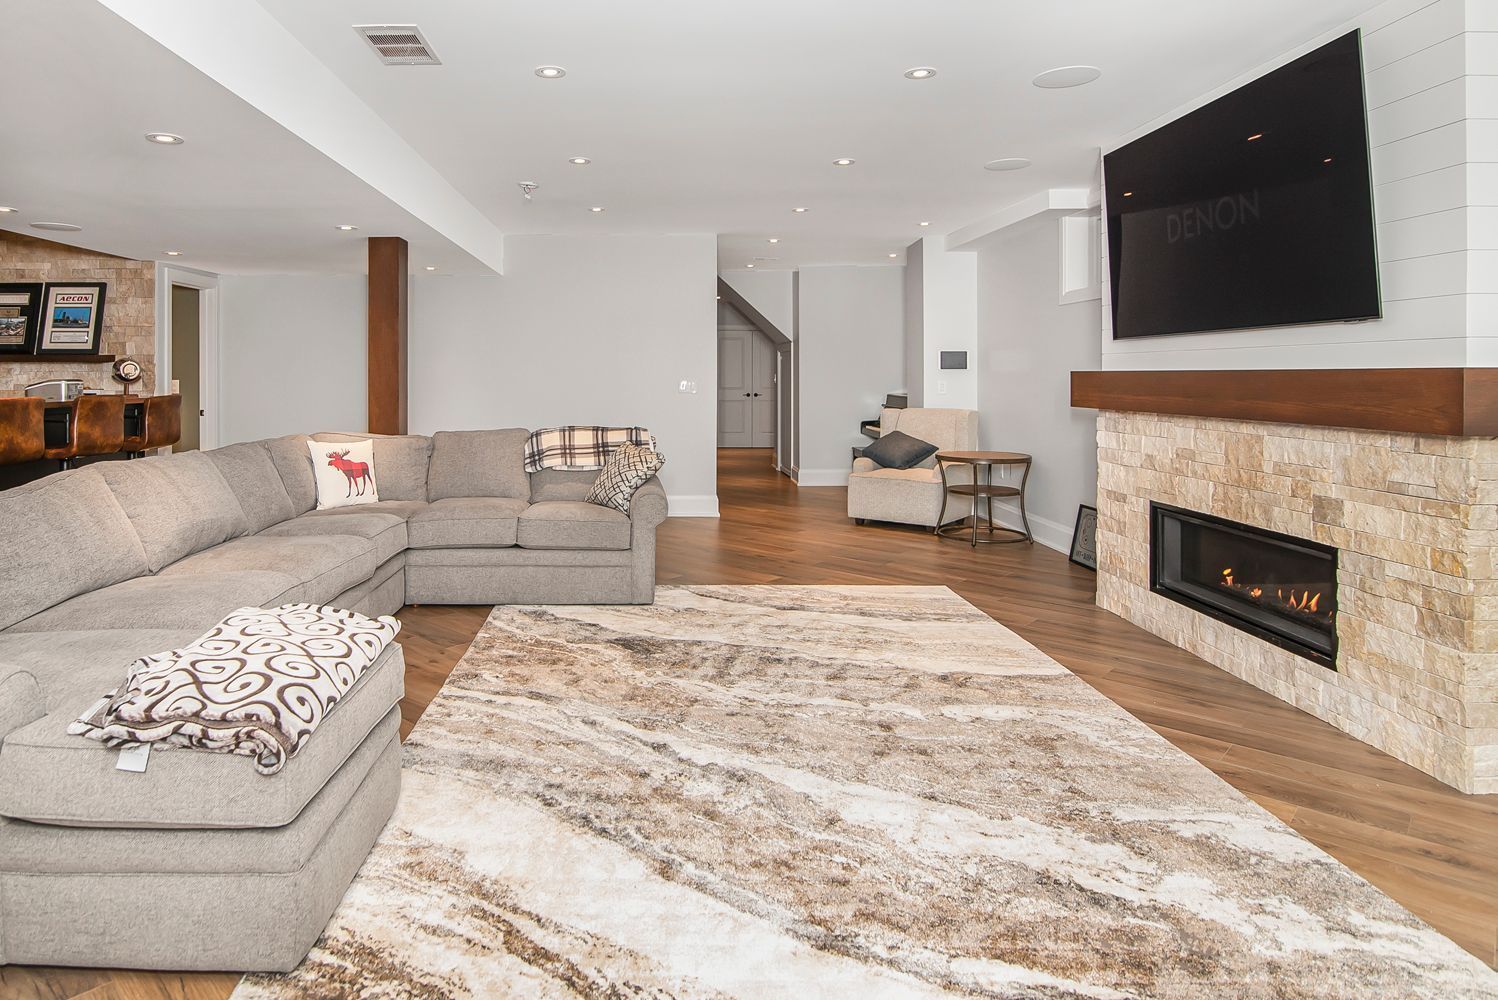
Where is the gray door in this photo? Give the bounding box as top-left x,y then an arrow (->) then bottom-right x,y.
718,327 -> 776,448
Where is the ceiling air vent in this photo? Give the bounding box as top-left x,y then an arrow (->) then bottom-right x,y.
354,24 -> 441,66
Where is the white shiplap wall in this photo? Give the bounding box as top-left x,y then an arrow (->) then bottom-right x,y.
1101,0 -> 1493,370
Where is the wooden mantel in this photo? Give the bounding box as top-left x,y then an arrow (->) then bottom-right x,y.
1071,369 -> 1498,438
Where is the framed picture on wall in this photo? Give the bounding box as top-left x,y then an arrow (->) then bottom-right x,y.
0,282 -> 43,354
37,282 -> 107,354
1069,504 -> 1098,571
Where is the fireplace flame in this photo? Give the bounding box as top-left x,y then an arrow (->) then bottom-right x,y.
1221,569 -> 1328,621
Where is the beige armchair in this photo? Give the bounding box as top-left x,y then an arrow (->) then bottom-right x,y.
848,407 -> 978,529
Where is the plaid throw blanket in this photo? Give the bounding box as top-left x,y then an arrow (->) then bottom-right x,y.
524,425 -> 656,472
68,604 -> 400,776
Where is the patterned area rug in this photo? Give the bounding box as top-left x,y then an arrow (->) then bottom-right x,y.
235,586 -> 1496,999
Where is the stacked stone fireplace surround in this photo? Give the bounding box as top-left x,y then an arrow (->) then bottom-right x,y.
1095,409 -> 1498,794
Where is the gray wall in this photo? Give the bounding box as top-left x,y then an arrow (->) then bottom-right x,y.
977,219 -> 1100,551
795,265 -> 905,484
219,274 -> 368,443
410,235 -> 719,512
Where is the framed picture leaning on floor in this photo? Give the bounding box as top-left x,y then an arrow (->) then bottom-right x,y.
1070,504 -> 1098,570
37,281 -> 106,354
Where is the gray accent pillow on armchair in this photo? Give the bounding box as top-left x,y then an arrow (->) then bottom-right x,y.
862,430 -> 938,469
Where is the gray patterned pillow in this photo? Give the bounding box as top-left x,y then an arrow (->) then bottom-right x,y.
585,442 -> 665,514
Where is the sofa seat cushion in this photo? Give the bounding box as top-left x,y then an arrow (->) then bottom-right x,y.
849,466 -> 942,485
260,511 -> 409,566
98,452 -> 250,571
0,644 -> 404,829
3,572 -> 302,635
305,500 -> 428,521
408,497 -> 529,549
0,468 -> 150,631
0,708 -> 398,875
159,535 -> 377,606
0,629 -> 204,709
517,501 -> 631,551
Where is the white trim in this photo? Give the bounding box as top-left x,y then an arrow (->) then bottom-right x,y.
154,263 -> 221,451
987,505 -> 1075,555
794,468 -> 850,487
667,494 -> 720,517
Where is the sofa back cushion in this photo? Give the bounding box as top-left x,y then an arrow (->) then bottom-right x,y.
98,452 -> 249,572
529,468 -> 599,502
265,434 -> 317,514
206,441 -> 296,533
312,431 -> 433,502
428,429 -> 529,501
0,468 -> 150,630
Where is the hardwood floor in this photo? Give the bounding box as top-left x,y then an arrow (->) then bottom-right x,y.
7,446 -> 1496,999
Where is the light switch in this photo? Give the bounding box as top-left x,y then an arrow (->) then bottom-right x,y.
937,380 -> 948,395
678,380 -> 698,393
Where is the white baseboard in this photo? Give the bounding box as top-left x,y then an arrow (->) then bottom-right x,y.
988,505 -> 1074,555
793,468 -> 850,487
668,494 -> 720,517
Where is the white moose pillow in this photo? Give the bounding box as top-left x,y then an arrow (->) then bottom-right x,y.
307,438 -> 380,510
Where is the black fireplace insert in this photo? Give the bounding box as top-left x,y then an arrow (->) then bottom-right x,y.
1150,503 -> 1338,667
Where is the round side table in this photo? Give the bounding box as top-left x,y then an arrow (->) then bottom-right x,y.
935,451 -> 1033,546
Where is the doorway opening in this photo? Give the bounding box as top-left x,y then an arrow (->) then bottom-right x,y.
171,285 -> 201,451
156,265 -> 219,452
717,308 -> 776,451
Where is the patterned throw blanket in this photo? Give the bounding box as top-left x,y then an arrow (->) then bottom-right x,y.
68,604 -> 400,776
524,426 -> 655,472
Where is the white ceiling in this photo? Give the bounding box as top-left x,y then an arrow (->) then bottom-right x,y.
0,0 -> 484,275
2,0 -> 1387,275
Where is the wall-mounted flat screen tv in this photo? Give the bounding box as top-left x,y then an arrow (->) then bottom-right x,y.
1105,30 -> 1380,340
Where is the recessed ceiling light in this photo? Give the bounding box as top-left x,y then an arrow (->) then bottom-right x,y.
792,207 -> 809,213
535,65 -> 566,78
0,206 -> 16,213
833,158 -> 855,166
336,224 -> 359,231
144,132 -> 184,145
163,250 -> 184,256
589,206 -> 605,213
1323,157 -> 1334,164
904,67 -> 937,80
983,157 -> 1031,172
1032,66 -> 1102,89
767,238 -> 779,243
888,253 -> 898,259
30,222 -> 82,232
1247,133 -> 1264,142
919,221 -> 930,227
568,156 -> 591,165
746,263 -> 755,268
1123,191 -> 1134,197
425,265 -> 437,270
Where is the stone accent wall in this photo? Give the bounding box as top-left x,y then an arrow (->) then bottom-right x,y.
0,231 -> 155,393
1096,410 -> 1497,794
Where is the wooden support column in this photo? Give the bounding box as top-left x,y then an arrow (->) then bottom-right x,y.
367,236 -> 409,434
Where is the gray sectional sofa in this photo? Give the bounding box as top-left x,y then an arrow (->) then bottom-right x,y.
0,427 -> 667,971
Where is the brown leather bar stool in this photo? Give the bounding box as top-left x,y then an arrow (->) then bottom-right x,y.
44,394 -> 126,470
0,397 -> 46,466
124,393 -> 182,457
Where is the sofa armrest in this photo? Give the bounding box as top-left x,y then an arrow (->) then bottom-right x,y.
0,664 -> 46,743
852,457 -> 878,474
630,476 -> 668,529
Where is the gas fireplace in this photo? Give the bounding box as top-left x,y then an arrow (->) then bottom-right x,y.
1149,503 -> 1338,667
